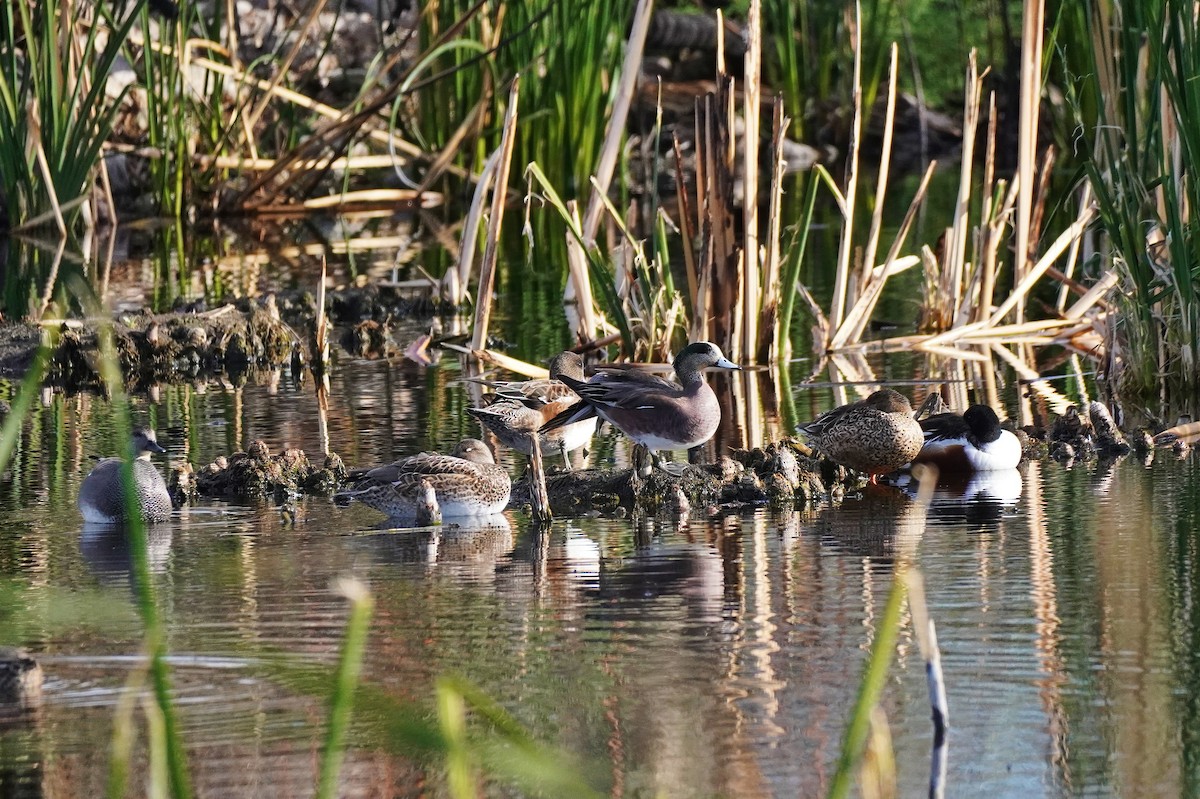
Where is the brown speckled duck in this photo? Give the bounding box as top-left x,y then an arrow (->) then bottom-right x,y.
337,439 -> 510,521
466,351 -> 596,468
799,389 -> 924,481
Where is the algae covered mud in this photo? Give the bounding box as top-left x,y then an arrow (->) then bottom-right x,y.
4,340 -> 1200,796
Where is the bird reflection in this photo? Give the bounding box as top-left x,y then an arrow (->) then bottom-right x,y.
355,514 -> 514,582
900,468 -> 1024,530
812,486 -> 926,565
80,522 -> 174,582
593,542 -> 725,624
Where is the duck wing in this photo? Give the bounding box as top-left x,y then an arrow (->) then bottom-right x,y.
919,412 -> 971,443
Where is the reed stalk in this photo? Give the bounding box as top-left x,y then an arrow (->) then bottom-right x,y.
316,578 -> 375,799
1014,0 -> 1046,324
93,323 -> 192,799
470,77 -> 520,352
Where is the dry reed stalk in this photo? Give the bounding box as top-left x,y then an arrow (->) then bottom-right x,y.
987,204 -> 1097,326
527,432 -> 552,522
1028,146 -> 1056,270
314,256 -> 330,376
25,101 -> 67,236
945,52 -> 983,323
1056,183 -> 1094,312
759,100 -> 787,362
912,343 -> 992,362
697,85 -> 739,354
671,134 -> 700,308
444,149 -> 501,304
832,164 -> 936,348
470,77 -> 521,352
828,0 -> 865,343
741,0 -> 763,364
1064,269 -> 1119,320
563,200 -> 600,345
582,0 -> 654,243
859,44 -> 900,298
975,178 -> 1019,324
198,154 -> 405,171
281,189 -> 441,210
1015,0 -> 1046,323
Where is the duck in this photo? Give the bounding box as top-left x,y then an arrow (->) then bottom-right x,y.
337,439 -> 511,521
0,647 -> 42,711
799,389 -> 924,481
78,427 -> 173,524
542,341 -> 740,472
470,351 -> 586,405
466,351 -> 596,469
910,404 -> 1022,472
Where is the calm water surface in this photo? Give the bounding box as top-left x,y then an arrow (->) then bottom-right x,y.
1,353 -> 1199,798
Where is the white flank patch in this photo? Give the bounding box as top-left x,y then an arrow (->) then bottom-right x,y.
967,431 -> 1023,471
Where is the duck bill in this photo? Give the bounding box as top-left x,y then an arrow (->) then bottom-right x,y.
146,441 -> 167,454
714,357 -> 740,370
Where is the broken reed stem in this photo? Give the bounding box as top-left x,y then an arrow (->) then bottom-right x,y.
445,149 -> 500,304
672,133 -> 700,312
527,432 -> 552,522
828,0 -> 865,344
947,51 -> 983,323
470,76 -> 520,353
313,256 -> 330,376
741,0 -> 762,364
757,100 -> 787,363
987,204 -> 1097,326
905,571 -> 949,799
582,0 -> 654,244
859,43 -> 899,301
564,200 -> 599,345
832,162 -> 936,348
1015,0 -> 1046,323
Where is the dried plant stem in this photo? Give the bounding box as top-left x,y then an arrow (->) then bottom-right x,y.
741,0 -> 762,364
444,149 -> 501,304
828,0 -> 864,343
757,100 -> 787,362
1015,0 -> 1046,322
582,0 -> 654,243
470,77 -> 521,352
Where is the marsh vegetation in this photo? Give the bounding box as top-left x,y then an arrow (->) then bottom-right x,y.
4,0 -> 1200,796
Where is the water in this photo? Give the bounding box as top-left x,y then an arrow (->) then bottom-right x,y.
1,350 -> 1198,799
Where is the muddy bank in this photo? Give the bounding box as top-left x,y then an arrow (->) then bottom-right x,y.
181,401 -> 1179,514
0,299 -> 298,390
510,440 -> 833,515
0,281 -> 469,390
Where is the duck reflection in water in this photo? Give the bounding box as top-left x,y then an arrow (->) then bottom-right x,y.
813,485 -> 927,566
351,515 -> 514,583
897,468 -> 1024,529
80,522 -> 174,583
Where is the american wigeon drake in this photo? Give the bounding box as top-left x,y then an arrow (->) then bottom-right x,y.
338,439 -> 510,521
799,389 -> 924,481
466,351 -> 596,468
910,404 -> 1022,472
78,428 -> 172,524
542,341 -> 740,465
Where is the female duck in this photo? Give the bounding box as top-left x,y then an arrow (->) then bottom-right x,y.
911,404 -> 1022,472
78,428 -> 172,524
542,341 -> 739,468
467,351 -> 596,468
800,389 -> 924,480
338,439 -> 511,521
